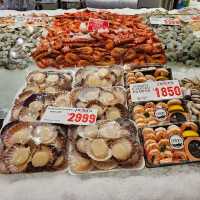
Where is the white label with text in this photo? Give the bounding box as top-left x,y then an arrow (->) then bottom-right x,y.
130,80 -> 182,102
150,17 -> 181,26
41,106 -> 97,125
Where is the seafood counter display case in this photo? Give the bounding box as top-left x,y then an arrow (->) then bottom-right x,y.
1,6 -> 200,200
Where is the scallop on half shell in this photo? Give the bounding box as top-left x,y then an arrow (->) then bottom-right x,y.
86,139 -> 112,161
77,125 -> 98,139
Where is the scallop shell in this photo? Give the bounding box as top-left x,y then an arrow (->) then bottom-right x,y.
86,139 -> 112,161
11,103 -> 23,120
31,146 -> 53,168
111,138 -> 133,161
54,93 -> 72,107
77,125 -> 98,139
76,138 -> 90,154
32,125 -> 58,145
99,90 -> 116,106
19,107 -> 40,122
105,104 -> 128,120
46,74 -> 59,86
70,151 -> 93,173
53,155 -> 66,168
92,159 -> 118,170
27,71 -> 46,84
112,87 -> 126,105
3,123 -> 33,147
76,88 -> 100,103
4,145 -> 31,173
29,100 -> 44,113
98,121 -> 122,139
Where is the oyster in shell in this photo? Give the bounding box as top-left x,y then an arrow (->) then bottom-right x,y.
92,159 -> 118,170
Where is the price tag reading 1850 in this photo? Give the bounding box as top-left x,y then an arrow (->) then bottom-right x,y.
41,107 -> 97,125
130,80 -> 182,102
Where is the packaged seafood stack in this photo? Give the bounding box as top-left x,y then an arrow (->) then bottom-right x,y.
181,78 -> 200,121
125,67 -> 172,87
32,10 -> 166,69
130,99 -> 191,128
140,121 -> 200,167
70,87 -> 128,121
10,92 -> 72,122
74,67 -> 124,88
69,119 -> 144,174
0,121 -> 69,174
24,71 -> 74,94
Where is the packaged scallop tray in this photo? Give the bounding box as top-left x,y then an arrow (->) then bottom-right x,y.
10,91 -> 72,122
139,121 -> 200,168
70,86 -> 129,121
24,70 -> 74,94
129,99 -> 191,129
124,67 -> 173,87
68,118 -> 144,175
0,121 -> 69,174
74,67 -> 124,88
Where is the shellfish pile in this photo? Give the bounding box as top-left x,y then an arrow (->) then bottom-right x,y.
69,119 -> 143,173
131,99 -> 190,128
153,25 -> 200,67
74,67 -> 123,88
0,25 -> 44,69
0,122 -> 68,173
32,10 -> 166,69
24,71 -> 73,94
11,92 -> 72,122
181,78 -> 200,120
70,87 -> 128,120
142,121 -> 200,166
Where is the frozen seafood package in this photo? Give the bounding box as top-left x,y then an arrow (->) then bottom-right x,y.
68,119 -> 144,174
130,99 -> 191,128
24,71 -> 74,94
140,121 -> 200,167
0,121 -> 69,174
74,67 -> 124,88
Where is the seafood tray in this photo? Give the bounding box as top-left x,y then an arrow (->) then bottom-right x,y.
68,119 -> 144,174
32,10 -> 166,69
70,87 -> 128,120
130,99 -> 191,128
74,67 -> 124,88
125,67 -> 173,87
181,78 -> 200,121
139,121 -> 200,168
0,121 -> 69,174
24,71 -> 74,94
11,92 -> 72,122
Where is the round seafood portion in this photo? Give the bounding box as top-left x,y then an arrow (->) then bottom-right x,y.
70,119 -> 143,174
0,122 -> 68,173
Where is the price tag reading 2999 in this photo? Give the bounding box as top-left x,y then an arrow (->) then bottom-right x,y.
130,80 -> 183,102
41,107 -> 97,126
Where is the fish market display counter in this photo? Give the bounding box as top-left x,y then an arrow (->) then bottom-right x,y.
1,5 -> 200,200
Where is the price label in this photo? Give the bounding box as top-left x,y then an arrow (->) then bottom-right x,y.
130,80 -> 182,102
41,106 -> 97,125
87,18 -> 109,32
150,17 -> 181,26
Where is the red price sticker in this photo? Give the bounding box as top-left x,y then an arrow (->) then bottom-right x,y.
41,106 -> 97,125
130,80 -> 182,102
87,18 -> 109,32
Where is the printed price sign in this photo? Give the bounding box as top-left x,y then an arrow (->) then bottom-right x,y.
87,18 -> 109,32
41,106 -> 97,125
150,17 -> 181,26
130,80 -> 182,102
